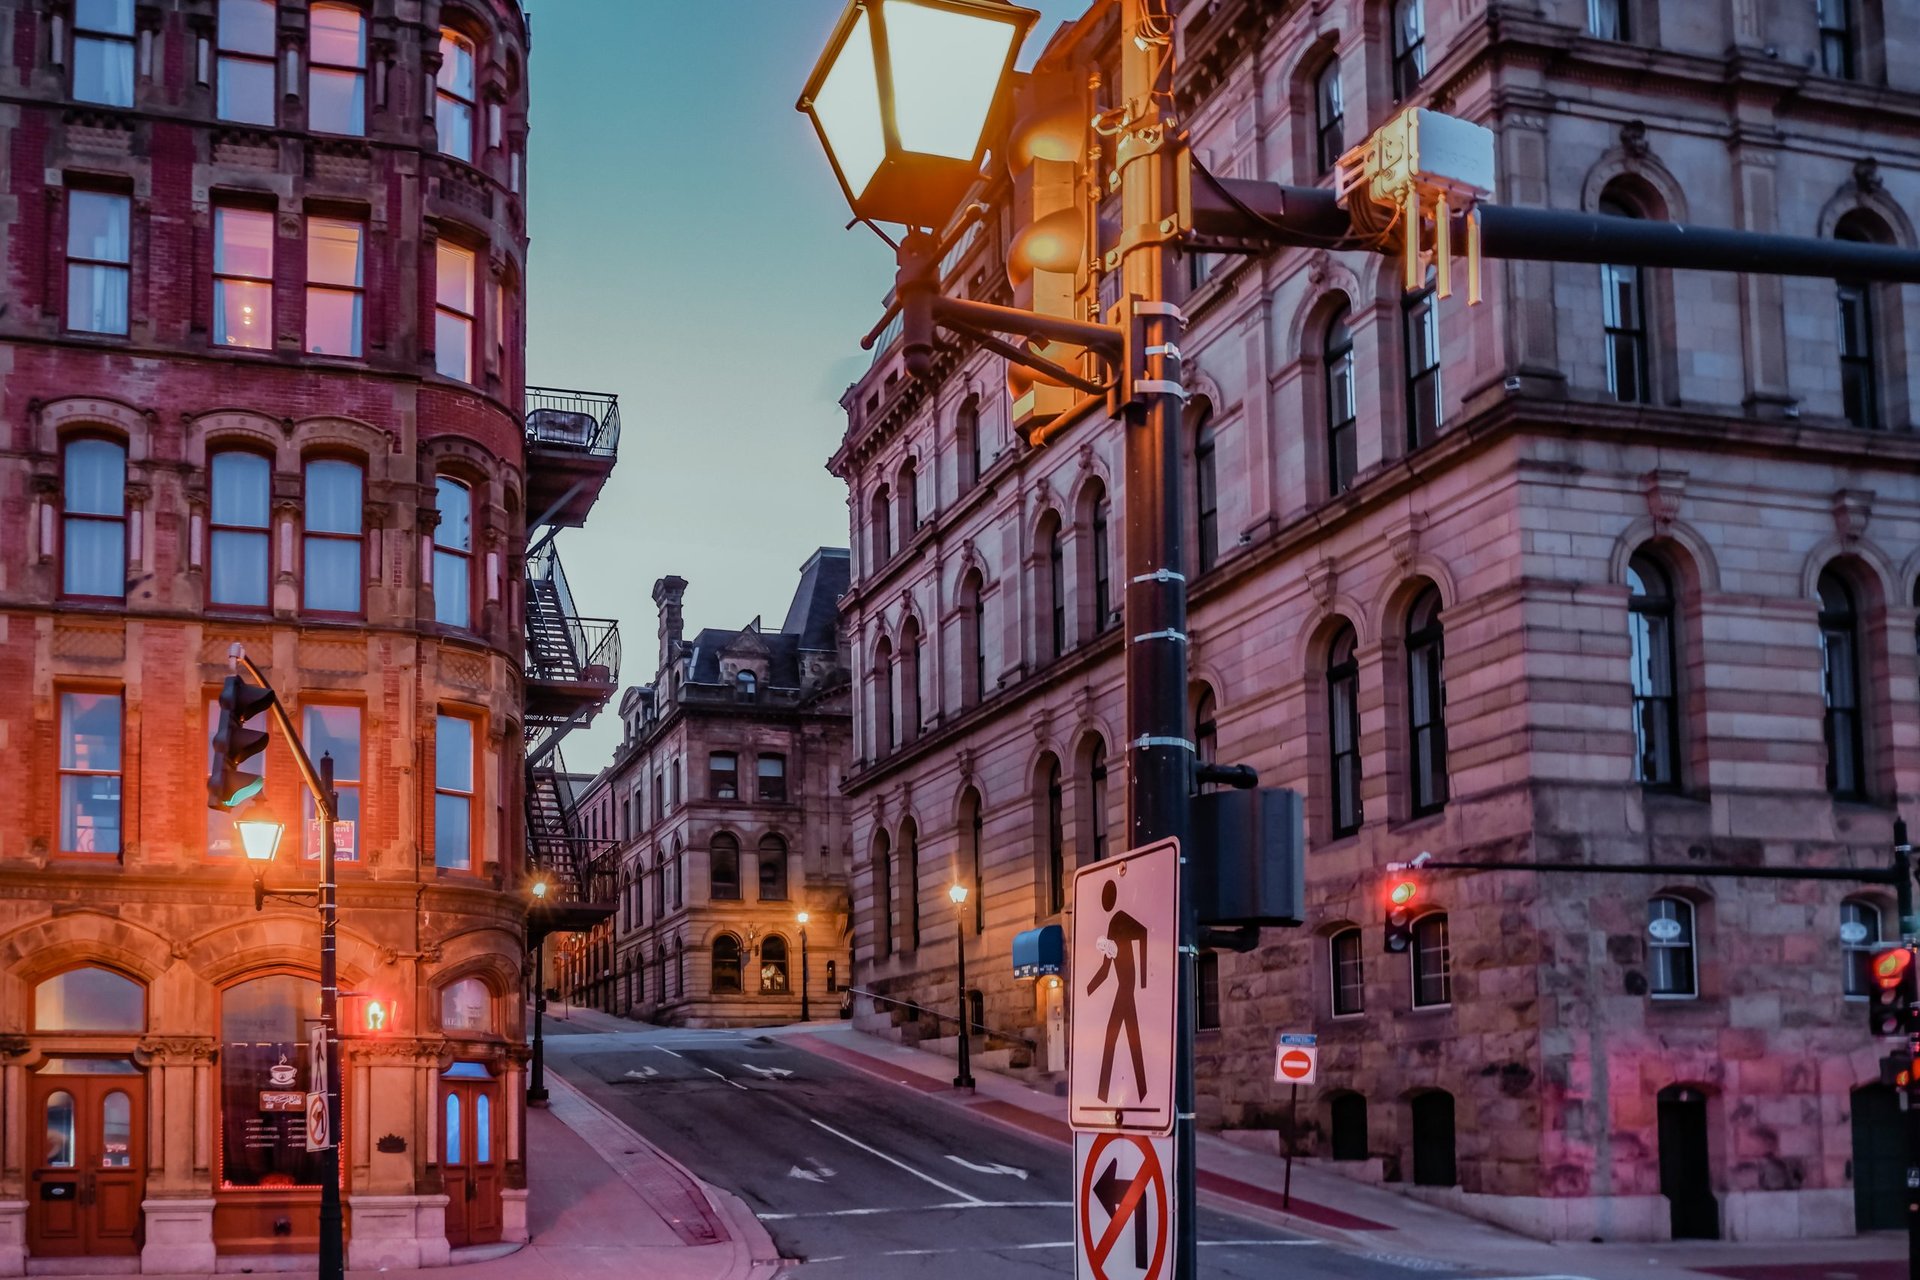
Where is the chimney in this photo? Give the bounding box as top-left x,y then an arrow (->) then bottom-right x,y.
653,575 -> 688,676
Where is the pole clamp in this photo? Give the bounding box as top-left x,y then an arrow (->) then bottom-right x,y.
1130,568 -> 1187,585
1131,628 -> 1188,645
1145,342 -> 1182,361
1133,379 -> 1186,398
1134,300 -> 1187,321
1130,735 -> 1196,753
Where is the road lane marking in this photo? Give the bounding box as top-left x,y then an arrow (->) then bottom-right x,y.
946,1155 -> 1028,1179
653,1047 -> 684,1059
702,1067 -> 748,1091
808,1119 -> 983,1203
756,1200 -> 1069,1221
741,1062 -> 794,1080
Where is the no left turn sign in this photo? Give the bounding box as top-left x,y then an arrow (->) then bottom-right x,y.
1074,1131 -> 1174,1280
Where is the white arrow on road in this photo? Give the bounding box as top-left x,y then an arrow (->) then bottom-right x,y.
741,1063 -> 795,1080
945,1156 -> 1029,1180
787,1159 -> 836,1182
623,1066 -> 660,1080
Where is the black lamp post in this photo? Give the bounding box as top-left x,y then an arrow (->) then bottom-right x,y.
797,911 -> 812,1022
948,883 -> 974,1090
528,876 -> 550,1105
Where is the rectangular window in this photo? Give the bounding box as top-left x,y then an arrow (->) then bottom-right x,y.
216,0 -> 277,125
1315,62 -> 1345,174
308,4 -> 367,135
757,755 -> 787,803
59,691 -> 122,856
1647,898 -> 1697,998
1411,913 -> 1451,1008
1092,498 -> 1111,631
435,241 -> 476,383
1838,283 -> 1878,429
302,704 -> 361,860
1600,262 -> 1648,403
63,437 -> 126,599
1818,0 -> 1854,78
1391,0 -> 1427,101
1197,952 -> 1221,1030
210,450 -> 271,607
436,30 -> 477,161
432,477 -> 473,628
73,0 -> 135,107
1587,0 -> 1628,39
66,190 -> 130,336
435,714 -> 476,871
302,459 -> 363,613
710,752 -> 738,800
306,217 -> 365,357
1331,929 -> 1365,1015
214,207 -> 274,350
206,696 -> 266,856
1405,286 -> 1443,449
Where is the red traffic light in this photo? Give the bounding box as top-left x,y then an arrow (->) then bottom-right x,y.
1874,946 -> 1914,990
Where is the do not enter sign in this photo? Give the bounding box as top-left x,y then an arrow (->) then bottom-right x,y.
1274,1033 -> 1318,1085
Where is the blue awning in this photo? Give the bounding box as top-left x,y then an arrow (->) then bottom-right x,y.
1012,924 -> 1064,978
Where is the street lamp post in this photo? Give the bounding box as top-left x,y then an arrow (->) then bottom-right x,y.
948,884 -> 974,1090
797,911 -> 812,1022
529,876 -> 551,1105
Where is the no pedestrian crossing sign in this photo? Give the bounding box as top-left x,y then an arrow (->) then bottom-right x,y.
1275,1032 -> 1318,1086
1074,1130 -> 1175,1280
1069,839 -> 1179,1135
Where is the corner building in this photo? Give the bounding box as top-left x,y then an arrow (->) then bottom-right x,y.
0,1 -> 620,1272
835,0 -> 1920,1244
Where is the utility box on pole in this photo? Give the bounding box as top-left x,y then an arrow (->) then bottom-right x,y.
1191,789 -> 1305,929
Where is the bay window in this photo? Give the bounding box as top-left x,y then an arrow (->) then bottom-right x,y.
435,713 -> 476,871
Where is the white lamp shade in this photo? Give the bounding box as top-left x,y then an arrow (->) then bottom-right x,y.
949,883 -> 969,905
236,819 -> 283,863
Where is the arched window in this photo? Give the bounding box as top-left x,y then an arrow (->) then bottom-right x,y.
760,936 -> 789,993
958,396 -> 984,491
1818,568 -> 1866,799
1391,0 -> 1427,101
1628,552 -> 1680,788
308,4 -> 367,135
961,571 -> 988,706
1843,898 -> 1885,998
872,637 -> 895,755
1329,927 -> 1364,1016
736,670 -> 757,699
433,476 -> 474,629
1086,739 -> 1109,863
209,449 -> 271,608
1194,413 -> 1219,573
436,28 -> 478,161
758,834 -> 788,901
711,935 -> 742,994
899,617 -> 923,737
1043,514 -> 1067,659
217,0 -> 276,125
870,484 -> 892,567
1325,302 -> 1358,496
655,943 -> 668,1001
220,975 -> 323,1189
303,457 -> 364,614
1314,59 -> 1345,175
1091,491 -> 1113,632
1647,896 -> 1697,998
872,832 -> 893,959
64,437 -> 127,600
1404,273 -> 1442,449
961,787 -> 985,934
1327,624 -> 1363,835
897,458 -> 919,545
440,977 -> 493,1033
901,819 -> 921,948
1835,211 -> 1891,429
1194,686 -> 1219,791
1405,586 -> 1448,815
1597,197 -> 1650,404
34,967 -> 145,1032
710,833 -> 740,900
1411,912 -> 1451,1007
1044,758 -> 1065,914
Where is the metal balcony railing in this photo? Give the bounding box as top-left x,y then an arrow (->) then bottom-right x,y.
525,544 -> 620,688
526,386 -> 621,459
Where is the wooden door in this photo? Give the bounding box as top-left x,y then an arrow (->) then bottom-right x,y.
28,1072 -> 145,1258
441,1078 -> 501,1247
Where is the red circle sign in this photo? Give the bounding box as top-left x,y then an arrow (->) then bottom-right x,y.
1079,1133 -> 1170,1280
1279,1049 -> 1313,1079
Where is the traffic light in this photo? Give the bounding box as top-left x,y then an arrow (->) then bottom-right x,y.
1868,945 -> 1916,1038
1004,68 -> 1091,438
208,673 -> 274,809
1384,874 -> 1419,954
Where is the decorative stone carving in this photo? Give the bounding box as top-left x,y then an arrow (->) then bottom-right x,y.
1385,512 -> 1427,570
1307,558 -> 1338,606
1854,157 -> 1883,195
1620,119 -> 1650,159
1832,488 -> 1873,544
1643,469 -> 1688,532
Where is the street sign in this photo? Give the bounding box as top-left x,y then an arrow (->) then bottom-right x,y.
1070,839 -> 1179,1135
304,1023 -> 332,1152
1275,1032 -> 1318,1085
1075,1131 -> 1174,1280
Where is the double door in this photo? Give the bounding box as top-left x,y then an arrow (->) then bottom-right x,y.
28,1072 -> 145,1258
441,1077 -> 501,1247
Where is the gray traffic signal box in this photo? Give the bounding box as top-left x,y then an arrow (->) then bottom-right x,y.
1192,788 -> 1306,929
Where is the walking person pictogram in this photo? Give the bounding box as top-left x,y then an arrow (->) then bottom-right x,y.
1086,880 -> 1149,1103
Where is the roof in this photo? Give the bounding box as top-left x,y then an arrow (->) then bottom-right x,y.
782,548 -> 850,652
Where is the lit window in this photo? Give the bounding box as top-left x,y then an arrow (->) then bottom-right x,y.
306,217 -> 365,357
302,459 -> 363,613
435,241 -> 476,383
1325,303 -> 1358,495
1391,0 -> 1426,101
1404,279 -> 1442,448
759,835 -> 788,900
59,692 -> 122,855
760,936 -> 789,993
709,752 -> 738,800
216,0 -> 276,124
1411,912 -> 1451,1007
308,4 -> 366,135
1406,587 -> 1448,815
1628,553 -> 1680,787
433,476 -> 473,628
1195,414 -> 1218,573
220,974 -> 324,1188
210,450 -> 271,607
73,0 -> 134,107
440,977 -> 492,1033
206,694 -> 267,857
1818,569 -> 1866,800
34,967 -> 145,1031
1647,896 -> 1696,998
66,190 -> 130,336
214,207 -> 274,350
436,29 -> 478,161
63,437 -> 126,599
709,833 -> 740,899
1327,624 -> 1363,835
758,754 -> 786,803
1315,60 -> 1344,174
1330,927 -> 1364,1015
434,713 -> 476,871
302,704 -> 361,858
711,935 -> 742,994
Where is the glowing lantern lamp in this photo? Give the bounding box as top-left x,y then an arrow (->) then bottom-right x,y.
798,0 -> 1038,229
237,818 -> 285,864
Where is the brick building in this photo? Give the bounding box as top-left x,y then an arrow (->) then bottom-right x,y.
563,552 -> 855,1029
0,0 -> 620,1272
832,0 -> 1920,1244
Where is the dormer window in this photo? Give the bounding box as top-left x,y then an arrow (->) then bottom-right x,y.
736,670 -> 757,699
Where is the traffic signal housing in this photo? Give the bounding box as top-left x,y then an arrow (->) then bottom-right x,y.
1004,68 -> 1091,438
208,673 -> 274,810
1868,944 -> 1916,1038
1384,875 -> 1419,955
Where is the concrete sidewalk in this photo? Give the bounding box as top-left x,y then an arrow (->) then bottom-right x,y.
780,1020 -> 1904,1280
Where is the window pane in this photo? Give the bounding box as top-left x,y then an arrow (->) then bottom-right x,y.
215,277 -> 271,349
217,56 -> 275,124
65,438 -> 125,516
305,460 -> 362,534
308,218 -> 365,288
435,794 -> 471,870
77,0 -> 135,33
441,979 -> 491,1032
303,538 -> 359,611
69,191 -> 131,263
45,1093 -> 76,1168
218,0 -> 275,54
435,478 -> 472,551
35,967 -> 145,1031
436,312 -> 473,382
476,1094 -> 491,1163
438,32 -> 477,97
436,242 -> 475,312
61,775 -> 121,853
434,550 -> 469,627
101,1091 -> 132,1167
304,705 -> 361,779
219,974 -> 326,1188
445,1093 -> 461,1164
310,5 -> 366,67
437,100 -> 475,161
436,715 -> 473,792
67,264 -> 129,335
211,530 -> 269,606
306,289 -> 362,357
308,68 -> 366,135
62,692 -> 121,771
212,451 -> 270,527
74,37 -> 134,106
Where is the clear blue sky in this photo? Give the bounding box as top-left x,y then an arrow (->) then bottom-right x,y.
523,0 -> 1087,770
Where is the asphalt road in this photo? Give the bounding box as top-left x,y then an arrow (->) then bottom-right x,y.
540,1020 -> 1483,1280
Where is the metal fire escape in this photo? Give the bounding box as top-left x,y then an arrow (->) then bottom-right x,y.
522,388 -> 623,919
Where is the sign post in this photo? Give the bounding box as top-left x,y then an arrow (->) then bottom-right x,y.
1274,1033 -> 1317,1209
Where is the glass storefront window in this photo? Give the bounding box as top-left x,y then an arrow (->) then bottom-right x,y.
34,967 -> 145,1031
220,974 -> 325,1189
439,979 -> 492,1033
101,1090 -> 132,1167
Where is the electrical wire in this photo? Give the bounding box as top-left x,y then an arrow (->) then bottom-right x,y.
1183,147 -> 1381,253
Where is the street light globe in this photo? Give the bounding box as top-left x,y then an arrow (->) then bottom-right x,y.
797,910 -> 811,925
531,877 -> 549,900
948,883 -> 968,906
798,0 -> 1038,230
235,818 -> 284,864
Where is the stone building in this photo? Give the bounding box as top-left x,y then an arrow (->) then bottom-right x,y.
831,0 -> 1920,1244
0,0 -> 621,1272
564,551 -> 855,1029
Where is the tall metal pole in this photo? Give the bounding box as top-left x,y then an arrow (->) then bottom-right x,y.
529,937 -> 549,1105
318,753 -> 344,1280
954,909 -> 975,1089
1894,816 -> 1919,1280
1116,3 -> 1195,1274
800,925 -> 812,1022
